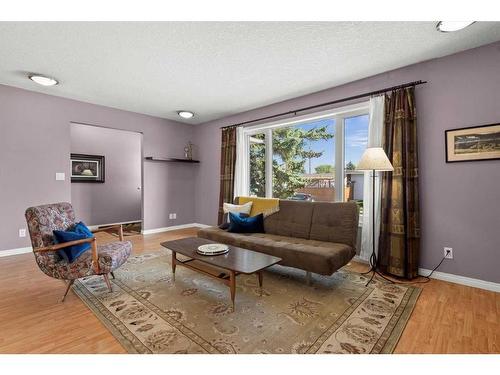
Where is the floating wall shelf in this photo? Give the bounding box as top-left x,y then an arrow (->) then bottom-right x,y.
145,157 -> 200,163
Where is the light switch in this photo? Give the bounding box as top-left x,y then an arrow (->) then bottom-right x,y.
55,172 -> 65,181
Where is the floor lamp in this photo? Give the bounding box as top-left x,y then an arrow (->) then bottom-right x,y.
356,147 -> 394,286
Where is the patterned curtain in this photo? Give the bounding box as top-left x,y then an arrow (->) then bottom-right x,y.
378,87 -> 420,279
218,127 -> 237,224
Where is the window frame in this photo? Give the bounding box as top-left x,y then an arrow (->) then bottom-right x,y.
242,101 -> 370,201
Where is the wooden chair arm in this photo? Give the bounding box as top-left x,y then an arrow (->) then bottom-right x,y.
34,237 -> 100,273
92,224 -> 124,241
34,237 -> 96,252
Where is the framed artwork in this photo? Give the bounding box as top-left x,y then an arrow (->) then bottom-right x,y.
71,153 -> 105,182
445,123 -> 500,163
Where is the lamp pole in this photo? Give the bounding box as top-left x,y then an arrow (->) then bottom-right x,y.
365,169 -> 378,285
356,147 -> 394,286
372,169 -> 376,270
362,168 -> 394,286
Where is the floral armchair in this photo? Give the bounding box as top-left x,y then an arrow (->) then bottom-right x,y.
25,202 -> 132,301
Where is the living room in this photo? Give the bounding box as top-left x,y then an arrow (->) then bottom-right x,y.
1,1 -> 499,372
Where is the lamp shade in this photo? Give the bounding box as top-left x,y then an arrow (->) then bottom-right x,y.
356,147 -> 394,171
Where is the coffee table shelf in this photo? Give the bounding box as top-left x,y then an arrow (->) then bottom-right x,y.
161,237 -> 281,311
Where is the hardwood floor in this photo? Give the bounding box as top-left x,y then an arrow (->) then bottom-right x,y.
0,227 -> 498,354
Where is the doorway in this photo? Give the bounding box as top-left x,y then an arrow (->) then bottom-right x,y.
70,122 -> 143,233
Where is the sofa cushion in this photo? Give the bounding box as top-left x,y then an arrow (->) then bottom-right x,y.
262,199 -> 313,239
197,227 -> 355,275
309,202 -> 359,248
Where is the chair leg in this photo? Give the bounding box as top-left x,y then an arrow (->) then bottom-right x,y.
110,271 -> 115,279
103,273 -> 113,292
61,279 -> 75,302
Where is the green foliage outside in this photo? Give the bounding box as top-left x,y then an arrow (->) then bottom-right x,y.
345,160 -> 356,170
249,126 -> 334,198
314,164 -> 334,174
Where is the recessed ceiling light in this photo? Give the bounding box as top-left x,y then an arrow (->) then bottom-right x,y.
28,74 -> 59,86
177,111 -> 194,119
436,21 -> 475,33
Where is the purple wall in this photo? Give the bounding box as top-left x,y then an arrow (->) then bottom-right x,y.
71,123 -> 142,226
0,84 -> 197,250
1,42 -> 498,283
194,42 -> 500,283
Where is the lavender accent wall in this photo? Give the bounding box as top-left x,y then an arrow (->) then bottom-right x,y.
0,84 -> 197,251
193,42 -> 500,283
71,123 -> 142,226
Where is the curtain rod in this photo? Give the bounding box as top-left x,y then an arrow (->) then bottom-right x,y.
220,80 -> 427,130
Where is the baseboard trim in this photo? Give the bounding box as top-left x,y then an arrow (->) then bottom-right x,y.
352,255 -> 369,264
0,247 -> 32,257
418,268 -> 499,293
141,223 -> 210,235
351,256 -> 498,292
87,220 -> 142,231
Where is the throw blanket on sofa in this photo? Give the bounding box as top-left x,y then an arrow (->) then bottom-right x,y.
237,196 -> 280,218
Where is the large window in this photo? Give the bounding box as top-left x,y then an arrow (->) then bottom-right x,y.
343,114 -> 369,216
249,132 -> 266,197
242,103 -> 369,213
272,118 -> 335,201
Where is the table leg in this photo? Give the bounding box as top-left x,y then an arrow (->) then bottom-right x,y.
257,271 -> 263,296
171,250 -> 176,281
229,270 -> 236,311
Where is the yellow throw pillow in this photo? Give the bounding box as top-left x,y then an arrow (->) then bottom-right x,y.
237,196 -> 280,217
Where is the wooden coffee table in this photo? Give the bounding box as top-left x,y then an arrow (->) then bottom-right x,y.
160,237 -> 281,310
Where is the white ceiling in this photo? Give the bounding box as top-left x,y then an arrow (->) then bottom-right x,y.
1,22 -> 499,124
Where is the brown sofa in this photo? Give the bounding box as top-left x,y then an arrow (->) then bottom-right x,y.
197,198 -> 359,276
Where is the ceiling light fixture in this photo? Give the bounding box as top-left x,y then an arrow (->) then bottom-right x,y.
436,21 -> 475,32
28,74 -> 59,86
177,111 -> 194,119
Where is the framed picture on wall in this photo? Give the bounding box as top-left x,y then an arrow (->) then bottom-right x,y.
70,153 -> 105,182
445,123 -> 500,163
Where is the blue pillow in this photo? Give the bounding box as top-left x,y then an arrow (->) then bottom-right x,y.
228,212 -> 264,233
53,222 -> 93,263
219,212 -> 250,230
74,221 -> 93,237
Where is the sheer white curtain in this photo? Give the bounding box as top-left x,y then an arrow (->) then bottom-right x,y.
360,96 -> 385,261
233,126 -> 249,198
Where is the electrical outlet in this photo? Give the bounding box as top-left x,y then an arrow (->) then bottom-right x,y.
55,172 -> 65,181
169,213 -> 177,220
173,213 -> 177,219
444,247 -> 453,259
19,228 -> 26,238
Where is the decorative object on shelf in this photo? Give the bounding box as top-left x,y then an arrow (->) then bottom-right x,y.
445,123 -> 500,162
71,153 -> 105,183
184,141 -> 194,160
356,147 -> 394,286
144,156 -> 199,163
196,243 -> 229,256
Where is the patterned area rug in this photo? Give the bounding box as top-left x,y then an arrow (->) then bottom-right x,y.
74,249 -> 420,354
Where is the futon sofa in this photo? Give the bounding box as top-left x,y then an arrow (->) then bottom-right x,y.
197,198 -> 359,276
